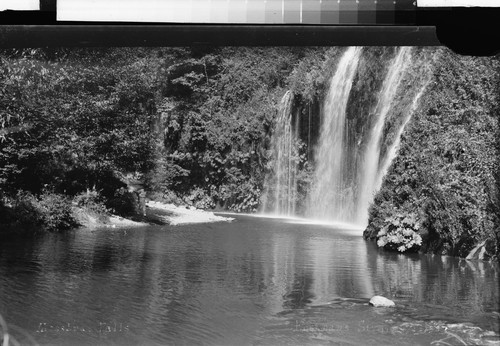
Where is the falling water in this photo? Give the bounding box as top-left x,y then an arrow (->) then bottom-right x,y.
355,47 -> 413,225
264,47 -> 432,226
374,80 -> 430,194
262,90 -> 299,216
374,51 -> 438,196
307,46 -> 363,221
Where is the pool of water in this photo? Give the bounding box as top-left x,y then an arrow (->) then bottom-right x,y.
0,215 -> 498,345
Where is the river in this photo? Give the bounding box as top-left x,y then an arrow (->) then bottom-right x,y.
0,215 -> 498,345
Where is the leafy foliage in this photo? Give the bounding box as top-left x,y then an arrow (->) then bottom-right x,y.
73,189 -> 109,216
377,213 -> 423,252
0,48 -> 164,226
1,191 -> 77,232
153,47 -> 306,211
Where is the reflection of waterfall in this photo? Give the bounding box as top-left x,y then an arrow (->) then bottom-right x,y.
309,237 -> 337,302
262,90 -> 299,215
355,47 -> 412,225
307,46 -> 363,221
308,236 -> 374,302
263,231 -> 297,314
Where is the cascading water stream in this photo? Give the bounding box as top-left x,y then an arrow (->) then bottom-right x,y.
374,51 -> 437,195
262,90 -> 299,216
307,46 -> 363,221
355,47 -> 412,225
374,80 -> 429,194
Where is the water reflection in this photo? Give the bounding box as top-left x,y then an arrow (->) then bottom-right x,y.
0,216 -> 498,345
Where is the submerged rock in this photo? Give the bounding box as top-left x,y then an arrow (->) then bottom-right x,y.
369,296 -> 395,307
466,240 -> 495,261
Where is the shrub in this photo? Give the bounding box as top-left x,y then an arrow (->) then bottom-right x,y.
147,189 -> 183,205
106,187 -> 138,216
36,191 -> 77,231
10,191 -> 41,229
73,189 -> 109,221
184,187 -> 215,209
9,191 -> 77,232
225,180 -> 261,213
376,213 -> 423,252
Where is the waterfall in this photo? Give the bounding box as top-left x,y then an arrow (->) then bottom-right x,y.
307,46 -> 363,221
374,80 -> 429,194
307,47 -> 428,227
355,47 -> 412,225
263,47 -> 432,227
262,90 -> 299,216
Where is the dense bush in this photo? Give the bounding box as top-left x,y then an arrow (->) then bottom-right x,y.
1,191 -> 78,232
73,189 -> 109,218
35,191 -> 77,231
376,213 -> 423,252
106,187 -> 138,217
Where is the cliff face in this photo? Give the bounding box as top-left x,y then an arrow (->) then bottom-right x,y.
364,49 -> 500,260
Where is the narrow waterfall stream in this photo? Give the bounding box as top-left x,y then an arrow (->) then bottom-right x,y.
262,90 -> 298,216
354,47 -> 412,225
374,80 -> 430,195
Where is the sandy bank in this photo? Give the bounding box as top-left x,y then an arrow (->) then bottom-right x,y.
73,207 -> 149,229
146,201 -> 234,225
107,215 -> 149,227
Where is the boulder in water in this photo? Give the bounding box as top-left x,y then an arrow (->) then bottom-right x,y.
369,296 -> 395,307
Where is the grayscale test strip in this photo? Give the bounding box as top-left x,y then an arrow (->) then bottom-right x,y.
54,0 -> 417,25
173,0 -> 416,24
170,0 -> 416,24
